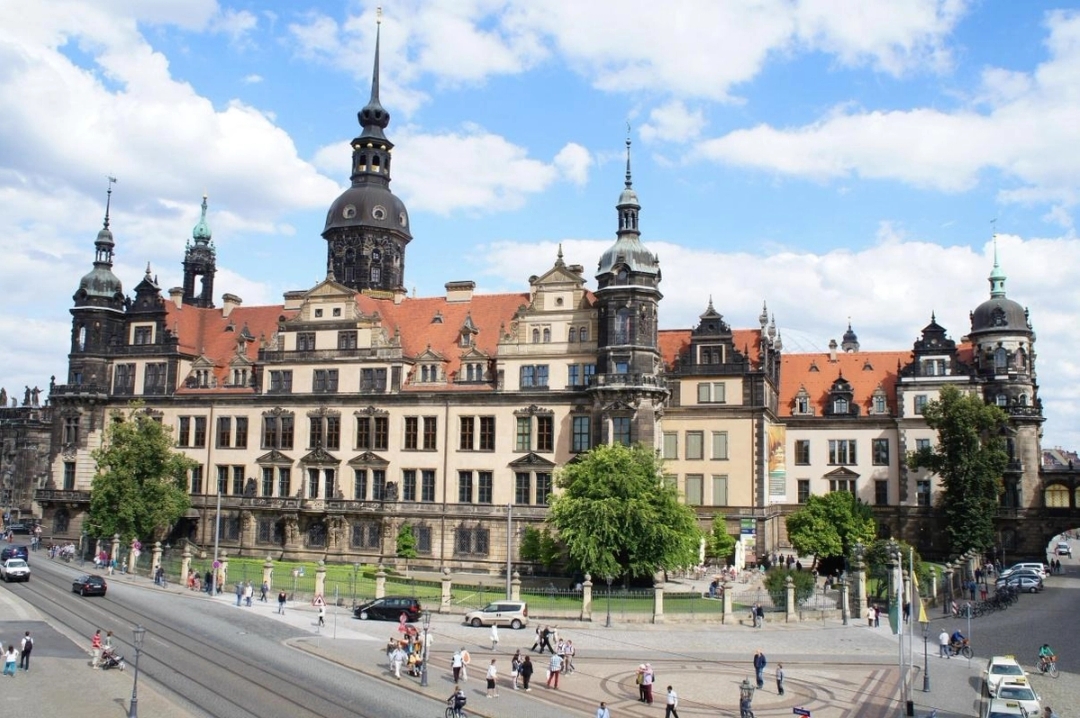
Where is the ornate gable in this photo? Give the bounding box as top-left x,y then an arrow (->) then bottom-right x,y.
508,452 -> 557,469
300,447 -> 340,465
347,451 -> 389,467
256,450 -> 294,466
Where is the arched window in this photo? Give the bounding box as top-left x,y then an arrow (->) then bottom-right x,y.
615,308 -> 631,344
1045,485 -> 1069,508
994,347 -> 1008,372
371,266 -> 381,283
532,328 -> 540,343
77,326 -> 86,351
568,328 -> 577,343
1018,394 -> 1028,406
578,326 -> 588,342
616,269 -> 629,285
542,328 -> 550,343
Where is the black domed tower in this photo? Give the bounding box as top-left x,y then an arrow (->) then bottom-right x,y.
322,13 -> 411,295
589,139 -> 668,448
182,194 -> 216,308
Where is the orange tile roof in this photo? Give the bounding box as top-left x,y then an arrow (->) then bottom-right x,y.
779,350 -> 912,417
658,328 -> 764,371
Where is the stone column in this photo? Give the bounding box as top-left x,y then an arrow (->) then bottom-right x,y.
111,534 -> 120,567
511,570 -> 522,601
943,562 -> 954,615
722,582 -> 733,625
127,538 -> 139,574
852,546 -> 868,619
375,563 -> 387,599
262,554 -> 274,589
840,579 -> 850,625
314,559 -> 327,600
785,576 -> 797,622
440,567 -> 453,613
180,545 -> 192,587
151,541 -> 162,576
580,573 -> 593,622
652,582 -> 665,624
930,566 -> 938,607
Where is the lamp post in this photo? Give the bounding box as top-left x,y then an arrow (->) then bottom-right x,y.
604,575 -> 613,628
128,624 -> 147,718
921,621 -> 931,692
739,677 -> 755,718
420,610 -> 432,687
352,563 -> 360,607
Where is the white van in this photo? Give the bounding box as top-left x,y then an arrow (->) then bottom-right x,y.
1004,562 -> 1047,578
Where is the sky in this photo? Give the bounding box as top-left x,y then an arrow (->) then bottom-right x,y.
3,1 -> 1080,448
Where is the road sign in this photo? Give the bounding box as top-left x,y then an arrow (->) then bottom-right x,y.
793,708 -> 811,717
313,594 -> 325,607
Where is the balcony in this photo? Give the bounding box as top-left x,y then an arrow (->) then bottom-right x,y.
588,373 -> 667,390
50,384 -> 110,398
35,489 -> 92,504
258,348 -> 378,363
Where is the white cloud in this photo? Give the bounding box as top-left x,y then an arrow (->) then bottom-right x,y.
553,143 -> 592,186
639,100 -> 706,144
695,11 -> 1080,212
242,73 -> 263,84
210,8 -> 259,45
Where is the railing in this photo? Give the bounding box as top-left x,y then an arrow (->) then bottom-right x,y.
588,373 -> 667,389
50,383 -> 110,397
35,489 -> 92,503
259,348 -> 379,362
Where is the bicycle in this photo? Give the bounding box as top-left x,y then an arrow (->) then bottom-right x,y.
446,698 -> 467,718
1036,655 -> 1059,678
949,640 -> 973,659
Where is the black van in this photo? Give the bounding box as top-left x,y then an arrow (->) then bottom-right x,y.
1,546 -> 29,563
353,596 -> 422,622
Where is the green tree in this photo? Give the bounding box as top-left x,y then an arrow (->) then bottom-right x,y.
518,526 -> 563,570
547,443 -> 701,580
763,566 -> 817,607
785,491 -> 876,566
396,524 -> 418,574
89,407 -> 194,542
908,385 -> 1009,553
705,516 -> 737,565
863,539 -> 927,601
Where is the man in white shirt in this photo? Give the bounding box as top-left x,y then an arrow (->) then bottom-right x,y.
938,629 -> 950,658
596,701 -> 610,718
665,686 -> 680,718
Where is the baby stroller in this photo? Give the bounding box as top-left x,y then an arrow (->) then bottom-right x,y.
101,647 -> 125,671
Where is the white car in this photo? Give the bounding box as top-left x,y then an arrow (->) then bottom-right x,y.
984,698 -> 1032,718
984,656 -> 1027,697
994,678 -> 1040,715
1055,541 -> 1072,557
0,558 -> 30,582
1001,563 -> 1048,579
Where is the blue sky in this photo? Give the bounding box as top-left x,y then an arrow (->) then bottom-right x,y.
3,0 -> 1080,447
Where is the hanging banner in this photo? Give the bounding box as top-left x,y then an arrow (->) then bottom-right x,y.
767,424 -> 787,502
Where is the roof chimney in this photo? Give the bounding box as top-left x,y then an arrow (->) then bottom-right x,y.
222,293 -> 243,318
445,280 -> 475,303
168,287 -> 184,309
828,338 -> 838,362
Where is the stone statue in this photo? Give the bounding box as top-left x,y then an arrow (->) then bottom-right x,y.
31,387 -> 40,407
384,481 -> 398,502
0,388 -> 6,407
244,477 -> 257,496
23,386 -> 31,406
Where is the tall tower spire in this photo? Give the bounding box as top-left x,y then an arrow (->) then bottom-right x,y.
183,194 -> 217,308
94,176 -> 117,267
989,233 -> 1007,299
357,6 -> 390,144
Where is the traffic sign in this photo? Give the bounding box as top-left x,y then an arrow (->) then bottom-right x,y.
312,594 -> 325,607
793,709 -> 811,717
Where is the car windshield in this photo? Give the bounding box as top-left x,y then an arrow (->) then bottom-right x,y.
997,686 -> 1035,700
6,560 -> 26,568
991,665 -> 1024,676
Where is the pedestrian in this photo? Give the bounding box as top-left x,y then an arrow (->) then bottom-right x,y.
755,603 -> 765,628
452,648 -> 464,683
461,648 -> 471,681
490,623 -> 499,651
642,663 -> 655,704
565,639 -> 576,673
317,605 -> 326,627
541,626 -> 555,654
244,580 -> 254,607
277,589 -> 287,615
530,625 -> 542,652
19,632 -> 32,671
90,629 -> 102,668
3,645 -> 16,677
510,650 -> 521,689
867,605 -> 875,627
260,580 -> 269,602
874,606 -> 881,628
753,650 -> 767,689
596,701 -> 611,718
390,644 -> 406,680
938,629 -> 950,658
235,581 -> 243,606
636,664 -> 647,702
665,685 -> 680,718
776,662 -> 785,695
546,652 -> 563,689
486,659 -> 499,697
520,655 -> 534,691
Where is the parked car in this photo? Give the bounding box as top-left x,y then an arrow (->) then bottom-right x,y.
983,697 -> 1032,718
353,596 -> 422,622
72,575 -> 108,597
0,558 -> 30,582
0,546 -> 29,563
996,575 -> 1043,593
997,568 -> 1044,583
1001,563 -> 1048,579
1055,541 -> 1072,557
993,678 -> 1040,714
983,656 -> 1027,697
464,601 -> 529,629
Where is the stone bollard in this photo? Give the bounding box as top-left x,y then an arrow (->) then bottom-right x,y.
180,545 -> 192,588
111,534 -> 120,569
314,559 -> 326,601
375,563 -> 387,599
785,576 -> 797,622
722,582 -> 733,624
151,541 -> 162,577
262,554 -> 274,590
581,573 -> 593,622
652,581 -> 665,624
511,570 -> 522,601
440,567 -> 452,612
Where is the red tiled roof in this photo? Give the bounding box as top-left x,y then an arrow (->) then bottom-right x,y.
778,350 -> 912,417
166,302 -> 290,388
658,328 -> 764,371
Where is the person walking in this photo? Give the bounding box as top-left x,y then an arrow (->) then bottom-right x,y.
546,652 -> 563,689
451,649 -> 464,684
636,664 -> 647,702
510,650 -> 521,689
938,629 -> 950,658
874,606 -> 881,628
530,625 -> 542,652
776,662 -> 785,695
3,645 -> 16,677
19,632 -> 32,671
90,629 -> 102,669
317,605 -> 326,627
664,685 -> 680,718
390,644 -> 406,680
596,701 -> 611,718
485,659 -> 499,697
244,580 -> 254,607
642,663 -> 655,704
277,589 -> 287,615
490,623 -> 499,651
519,655 -> 534,691
867,605 -> 875,627
753,650 -> 767,689
235,581 -> 244,606
461,648 -> 471,681
260,580 -> 269,602
541,626 -> 555,654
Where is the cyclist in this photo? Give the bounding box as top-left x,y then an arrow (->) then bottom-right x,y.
446,687 -> 467,717
1038,643 -> 1056,668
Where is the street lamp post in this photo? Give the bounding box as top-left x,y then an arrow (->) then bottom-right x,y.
922,622 -> 931,692
604,575 -> 613,628
420,610 -> 431,687
128,624 -> 147,718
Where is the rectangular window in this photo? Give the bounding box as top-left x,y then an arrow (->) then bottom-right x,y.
613,417 -> 632,446
360,368 -> 387,392
177,417 -> 191,447
873,395 -> 888,414
916,438 -> 931,452
190,465 -> 203,494
373,417 -> 388,451
794,440 -> 811,465
536,472 -> 552,506
686,431 -> 704,460
192,417 -> 207,448
262,417 -> 278,448
309,418 -> 324,449
63,416 -> 80,445
828,439 -> 856,465
537,415 -> 554,452
261,468 -> 274,497
269,370 -> 292,394
232,466 -> 245,495
516,417 -> 531,451
133,326 -> 153,345
829,479 -> 856,493
313,369 -> 339,394
421,470 -> 436,502
459,417 -> 475,451
235,417 -> 248,448
685,474 -> 704,506
217,417 -> 232,448
917,479 -> 931,506
697,382 -> 726,403
568,364 -> 581,388
797,479 -> 810,504
296,332 -> 316,351
478,471 -> 493,504
404,417 -> 419,450
326,416 -> 340,451
338,331 -> 357,349
324,469 -> 335,500
520,365 -> 550,388
371,470 -> 385,501
712,475 -> 728,506
278,468 -> 291,498
572,416 -> 591,453
280,416 -> 293,449
914,394 -> 928,415
402,469 -> 417,501
63,462 -> 76,490
422,416 -> 437,450
356,418 -> 372,450
515,472 -> 530,504
479,417 -> 496,451
113,363 -> 136,394
307,468 -> 319,498
217,466 -> 228,494
458,471 -> 473,503
711,431 -> 729,460
144,362 -> 167,394
662,432 -> 678,459
416,525 -> 432,554
872,438 -> 890,466
354,469 -> 368,501
875,479 -> 889,506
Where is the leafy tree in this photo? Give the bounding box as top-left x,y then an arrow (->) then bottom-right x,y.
89,407 -> 194,542
396,524 -> 418,574
763,566 -> 816,608
705,516 -> 737,565
863,539 -> 927,601
785,491 -> 876,566
908,385 -> 1009,553
547,443 -> 701,581
519,526 -> 563,570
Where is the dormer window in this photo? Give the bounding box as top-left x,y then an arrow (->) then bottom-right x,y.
794,392 -> 811,415
462,363 -> 486,382
871,391 -> 888,415
420,364 -> 441,383
459,332 -> 471,348
833,398 -> 848,414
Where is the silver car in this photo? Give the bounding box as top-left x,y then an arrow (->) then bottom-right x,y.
0,558 -> 30,582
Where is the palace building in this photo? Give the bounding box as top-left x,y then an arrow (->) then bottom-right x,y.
35,25 -> 1056,568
